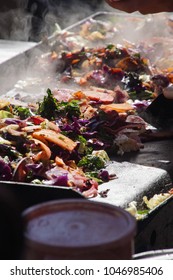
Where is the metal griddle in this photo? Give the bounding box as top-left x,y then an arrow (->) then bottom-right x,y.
1,11 -> 173,255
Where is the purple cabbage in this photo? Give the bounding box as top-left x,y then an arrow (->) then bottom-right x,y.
88,110 -> 124,132
60,117 -> 90,137
98,169 -> 110,182
44,166 -> 69,186
0,158 -> 12,181
4,118 -> 26,127
43,173 -> 68,186
133,100 -> 150,111
25,162 -> 47,179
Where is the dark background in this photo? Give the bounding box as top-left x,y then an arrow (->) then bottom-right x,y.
0,0 -> 108,41
27,0 -> 105,41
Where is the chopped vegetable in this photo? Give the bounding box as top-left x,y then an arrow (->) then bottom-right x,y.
13,106 -> 33,119
100,103 -> 134,113
37,88 -> 59,120
32,129 -> 77,152
0,157 -> 12,181
78,153 -> 106,172
0,110 -> 14,119
143,193 -> 171,210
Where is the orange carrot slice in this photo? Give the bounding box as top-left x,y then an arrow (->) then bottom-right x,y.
84,90 -> 114,104
32,129 -> 77,152
55,156 -> 66,167
100,103 -> 134,113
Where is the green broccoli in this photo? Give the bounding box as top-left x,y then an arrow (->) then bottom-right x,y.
13,106 -> 32,119
78,154 -> 106,172
64,100 -> 80,119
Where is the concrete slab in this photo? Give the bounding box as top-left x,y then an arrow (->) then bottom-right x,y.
93,161 -> 171,208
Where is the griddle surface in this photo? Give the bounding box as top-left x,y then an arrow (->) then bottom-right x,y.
113,140 -> 173,181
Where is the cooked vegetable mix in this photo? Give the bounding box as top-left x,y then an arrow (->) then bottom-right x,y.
1,14 -> 173,201
0,86 -> 146,198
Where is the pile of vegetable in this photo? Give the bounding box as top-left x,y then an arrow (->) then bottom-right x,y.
52,44 -> 159,101
0,87 -> 146,197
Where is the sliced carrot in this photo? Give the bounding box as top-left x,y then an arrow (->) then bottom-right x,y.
55,156 -> 66,167
79,77 -> 87,85
84,90 -> 114,104
32,129 -> 77,152
72,59 -> 80,65
30,132 -> 49,145
166,67 -> 173,73
72,90 -> 87,100
100,103 -> 134,113
167,73 -> 173,83
33,151 -> 49,162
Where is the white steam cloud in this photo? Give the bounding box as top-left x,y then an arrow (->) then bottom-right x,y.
0,1 -> 111,42
0,1 -> 173,100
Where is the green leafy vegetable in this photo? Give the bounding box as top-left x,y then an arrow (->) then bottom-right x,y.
13,106 -> 32,119
123,72 -> 153,100
77,135 -> 93,155
85,171 -> 103,184
137,209 -> 149,215
78,154 -> 106,171
0,110 -> 14,119
37,88 -> 58,120
37,88 -> 80,120
64,100 -> 80,118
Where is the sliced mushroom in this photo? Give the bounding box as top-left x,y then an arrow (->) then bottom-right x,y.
13,157 -> 33,182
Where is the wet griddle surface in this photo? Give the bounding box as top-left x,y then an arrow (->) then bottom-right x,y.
113,140 -> 173,181
93,160 -> 170,207
92,139 -> 172,207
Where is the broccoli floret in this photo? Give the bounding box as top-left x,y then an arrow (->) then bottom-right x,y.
77,135 -> 93,155
13,106 -> 32,119
78,154 -> 106,171
65,100 -> 80,119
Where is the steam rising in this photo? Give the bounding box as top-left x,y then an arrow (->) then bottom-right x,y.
1,1 -> 173,101
0,1 -> 109,41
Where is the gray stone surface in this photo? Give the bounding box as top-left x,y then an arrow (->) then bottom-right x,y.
93,161 -> 171,208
